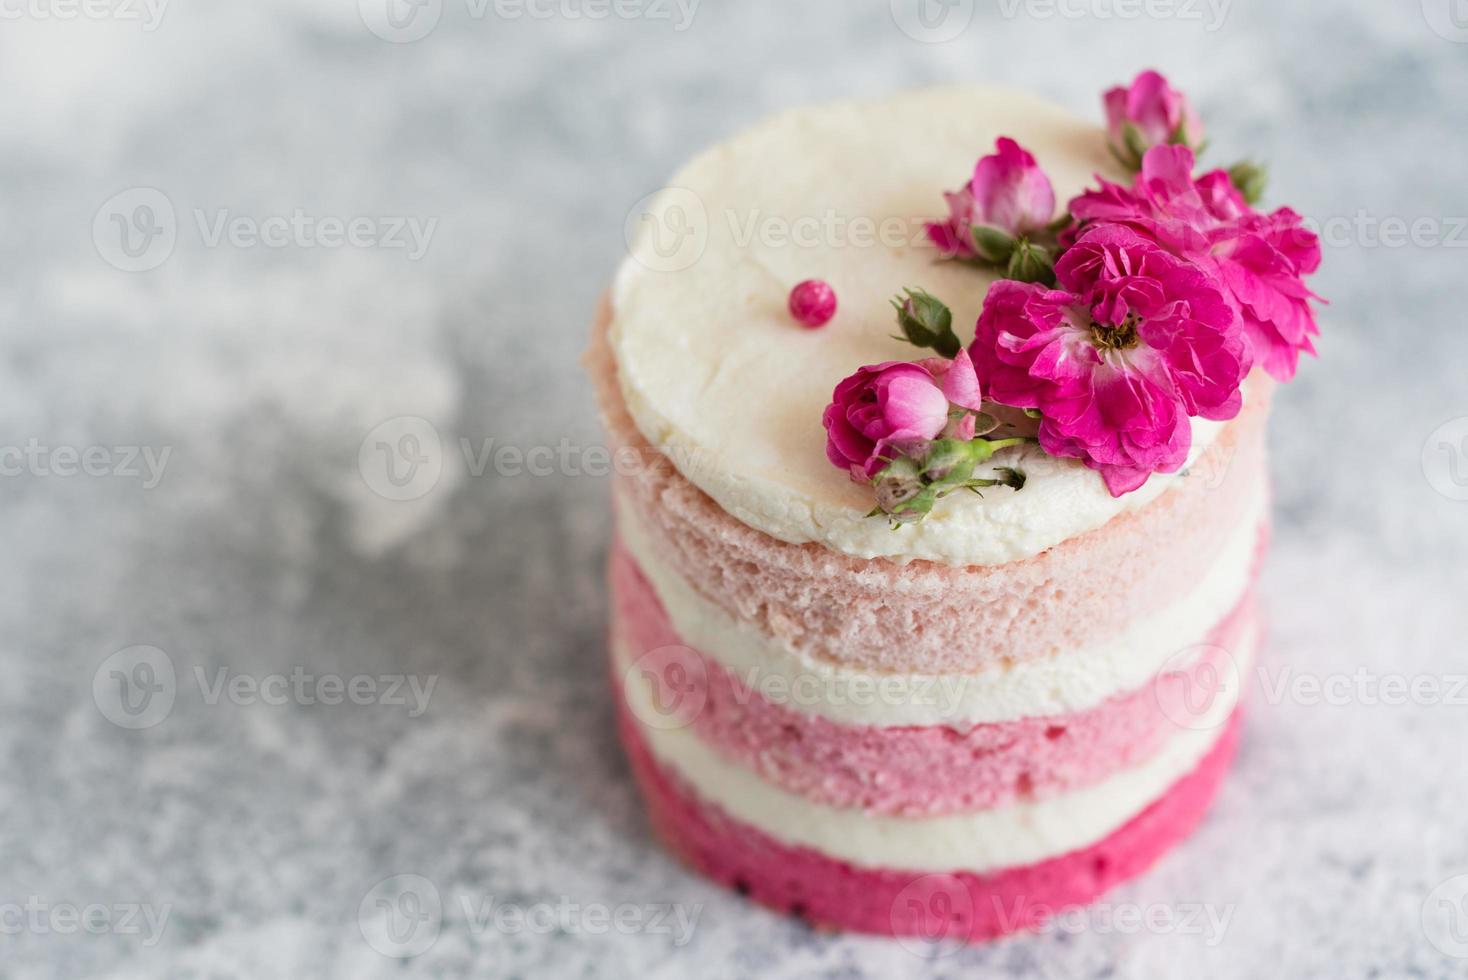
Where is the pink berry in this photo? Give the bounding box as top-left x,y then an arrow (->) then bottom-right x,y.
788,279 -> 837,328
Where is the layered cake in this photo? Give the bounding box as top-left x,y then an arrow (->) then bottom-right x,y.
591,78 -> 1320,941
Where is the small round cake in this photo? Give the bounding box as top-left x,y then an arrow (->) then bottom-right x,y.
591,84 -> 1306,942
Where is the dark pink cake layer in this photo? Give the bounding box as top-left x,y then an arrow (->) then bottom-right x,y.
612,539 -> 1258,815
618,698 -> 1243,942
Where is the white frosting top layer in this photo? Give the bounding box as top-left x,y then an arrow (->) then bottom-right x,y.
617,485 -> 1263,728
610,86 -> 1229,566
618,630 -> 1251,873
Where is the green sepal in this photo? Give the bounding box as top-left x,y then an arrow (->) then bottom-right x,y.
1046,212 -> 1076,236
1120,122 -> 1149,171
1226,160 -> 1268,206
1006,240 -> 1056,286
970,224 -> 1018,264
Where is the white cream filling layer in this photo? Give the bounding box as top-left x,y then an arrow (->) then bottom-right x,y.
618,630 -> 1251,874
616,483 -> 1263,729
610,86 -> 1231,566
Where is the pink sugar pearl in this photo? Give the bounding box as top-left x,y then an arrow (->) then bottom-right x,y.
788,279 -> 837,328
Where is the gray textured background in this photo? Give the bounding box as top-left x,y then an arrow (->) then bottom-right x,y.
2,1 -> 1466,977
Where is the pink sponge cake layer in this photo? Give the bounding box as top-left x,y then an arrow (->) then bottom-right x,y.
612,539 -> 1259,815
588,296 -> 1271,676
618,694 -> 1243,942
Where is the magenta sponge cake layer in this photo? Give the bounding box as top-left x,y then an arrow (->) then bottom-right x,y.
619,691 -> 1243,942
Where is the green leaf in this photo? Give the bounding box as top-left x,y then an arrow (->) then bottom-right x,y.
969,412 -> 1000,438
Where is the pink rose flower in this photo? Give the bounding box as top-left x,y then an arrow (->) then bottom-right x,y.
1104,70 -> 1205,170
823,351 -> 983,481
972,225 -> 1246,496
928,138 -> 1057,260
1070,145 -> 1323,380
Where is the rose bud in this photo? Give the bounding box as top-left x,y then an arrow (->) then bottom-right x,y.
927,138 -> 1057,262
1104,70 -> 1205,171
